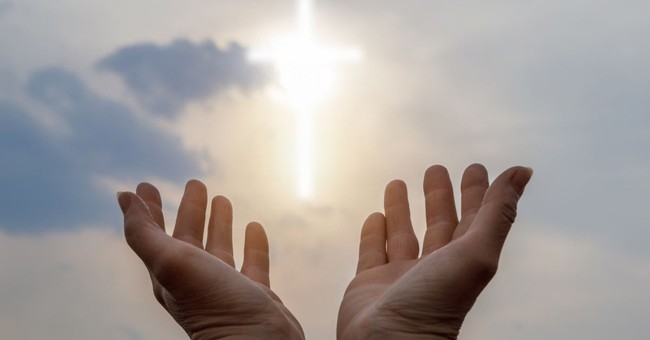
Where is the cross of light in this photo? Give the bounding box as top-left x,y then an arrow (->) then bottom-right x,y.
250,0 -> 361,199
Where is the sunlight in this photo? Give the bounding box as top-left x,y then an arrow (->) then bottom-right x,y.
295,107 -> 313,198
251,36 -> 338,110
249,0 -> 361,199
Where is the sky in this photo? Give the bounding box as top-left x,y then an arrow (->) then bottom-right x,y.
1,0 -> 649,339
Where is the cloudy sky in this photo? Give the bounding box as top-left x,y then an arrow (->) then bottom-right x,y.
1,0 -> 649,339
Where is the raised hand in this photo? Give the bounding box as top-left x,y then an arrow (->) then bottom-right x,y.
337,164 -> 533,339
117,180 -> 304,340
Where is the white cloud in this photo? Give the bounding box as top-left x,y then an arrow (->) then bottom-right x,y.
0,228 -> 186,340
2,0 -> 650,339
462,226 -> 650,340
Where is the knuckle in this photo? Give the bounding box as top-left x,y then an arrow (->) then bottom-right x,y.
471,254 -> 499,282
500,195 -> 519,225
152,286 -> 166,307
359,251 -> 385,265
151,246 -> 194,284
123,217 -> 149,245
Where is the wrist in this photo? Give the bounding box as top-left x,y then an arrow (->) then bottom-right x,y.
192,328 -> 303,340
338,307 -> 458,340
189,319 -> 304,340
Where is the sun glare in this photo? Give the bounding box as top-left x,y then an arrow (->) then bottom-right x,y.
249,0 -> 361,199
251,37 -> 336,110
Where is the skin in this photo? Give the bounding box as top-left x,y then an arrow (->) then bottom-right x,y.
337,164 -> 533,339
117,180 -> 304,340
117,164 -> 531,339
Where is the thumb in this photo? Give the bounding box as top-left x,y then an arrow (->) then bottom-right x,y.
117,191 -> 154,217
117,191 -> 133,215
468,166 -> 533,254
118,191 -> 169,269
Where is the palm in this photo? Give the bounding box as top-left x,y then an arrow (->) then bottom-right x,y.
150,238 -> 299,339
119,180 -> 303,340
338,165 -> 532,339
339,243 -> 491,339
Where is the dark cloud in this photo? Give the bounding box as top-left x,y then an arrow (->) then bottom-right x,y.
97,39 -> 272,118
0,67 -> 201,233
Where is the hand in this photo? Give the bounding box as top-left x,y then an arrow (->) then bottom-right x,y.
337,164 -> 533,339
117,180 -> 304,340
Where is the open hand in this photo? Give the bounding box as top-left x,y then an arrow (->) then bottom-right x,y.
337,164 -> 533,339
118,180 -> 304,340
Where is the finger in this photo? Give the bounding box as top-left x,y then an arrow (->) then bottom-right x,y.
356,212 -> 388,274
172,180 -> 208,248
119,191 -> 175,271
422,165 -> 459,255
120,191 -> 218,295
453,164 -> 489,239
384,180 -> 419,262
466,166 -> 533,256
136,183 -> 165,231
134,183 -> 167,302
206,195 -> 235,267
241,222 -> 271,288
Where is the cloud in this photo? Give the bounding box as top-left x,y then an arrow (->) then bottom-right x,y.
0,0 -> 12,16
428,2 -> 650,251
97,39 -> 272,118
0,228 -> 186,339
461,227 -> 650,340
0,67 -> 200,233
342,0 -> 650,253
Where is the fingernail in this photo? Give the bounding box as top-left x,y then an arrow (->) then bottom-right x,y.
512,167 -> 533,195
116,191 -> 132,214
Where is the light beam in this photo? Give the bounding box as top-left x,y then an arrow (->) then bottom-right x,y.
250,0 -> 361,199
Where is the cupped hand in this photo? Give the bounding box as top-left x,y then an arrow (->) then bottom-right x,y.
337,164 -> 533,339
117,180 -> 304,340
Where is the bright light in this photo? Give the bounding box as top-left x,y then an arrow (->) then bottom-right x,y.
249,0 -> 361,199
249,37 -> 361,111
295,108 -> 313,198
252,38 -> 331,110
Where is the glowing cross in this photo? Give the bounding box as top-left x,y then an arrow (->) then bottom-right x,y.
250,0 -> 361,199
